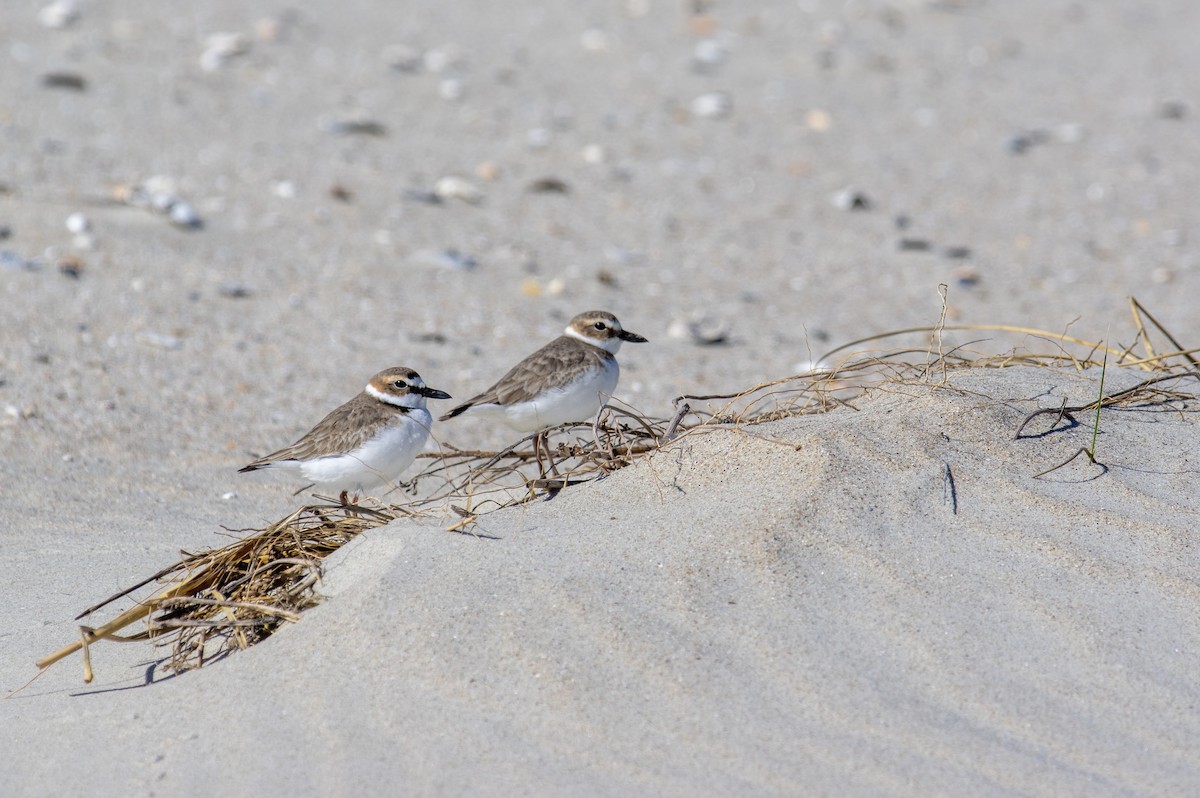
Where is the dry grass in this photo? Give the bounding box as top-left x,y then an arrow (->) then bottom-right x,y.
30,296 -> 1200,684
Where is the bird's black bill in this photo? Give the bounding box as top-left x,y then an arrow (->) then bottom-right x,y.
417,387 -> 452,399
618,330 -> 648,343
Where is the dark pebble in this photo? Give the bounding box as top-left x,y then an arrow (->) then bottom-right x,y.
942,246 -> 972,259
326,120 -> 387,137
527,177 -> 571,194
1007,129 -> 1050,154
58,256 -> 83,279
898,238 -> 932,251
218,283 -> 252,298
42,72 -> 87,91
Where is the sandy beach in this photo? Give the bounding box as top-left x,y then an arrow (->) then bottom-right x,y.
3,1 -> 1198,795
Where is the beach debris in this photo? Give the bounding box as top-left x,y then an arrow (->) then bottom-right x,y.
832,188 -> 872,211
382,43 -> 422,73
411,248 -> 478,270
581,144 -> 606,164
0,250 -> 39,271
329,184 -> 353,202
669,313 -> 731,346
200,32 -> 250,72
37,0 -> 78,29
218,282 -> 252,299
1007,129 -> 1050,154
433,176 -> 484,204
943,245 -> 973,260
475,161 -> 499,181
271,180 -> 297,199
690,91 -> 733,119
805,108 -> 832,131
64,212 -> 90,234
692,38 -> 726,70
57,255 -> 84,279
113,176 -> 204,229
527,177 -> 570,194
135,331 -> 183,350
321,117 -> 388,137
952,265 -> 980,287
41,72 -> 87,91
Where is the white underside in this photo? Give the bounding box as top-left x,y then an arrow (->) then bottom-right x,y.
465,359 -> 619,432
262,409 -> 432,495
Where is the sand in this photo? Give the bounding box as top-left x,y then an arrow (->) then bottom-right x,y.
2,1 -> 1198,796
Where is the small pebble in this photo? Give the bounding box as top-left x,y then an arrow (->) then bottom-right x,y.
323,118 -> 388,137
65,212 -> 90,234
58,255 -> 83,279
668,314 -> 731,346
200,32 -> 250,72
831,188 -> 871,211
527,177 -> 570,194
271,180 -> 297,199
805,108 -> 832,131
898,238 -> 932,251
383,44 -> 422,73
1007,129 -> 1049,154
37,0 -> 78,29
42,72 -> 87,91
690,91 -> 733,119
581,144 -> 606,164
942,245 -> 973,259
952,265 -> 980,287
218,282 -> 252,298
169,202 -> 202,229
433,176 -> 483,204
475,161 -> 499,181
221,492 -> 238,501
692,38 -> 726,69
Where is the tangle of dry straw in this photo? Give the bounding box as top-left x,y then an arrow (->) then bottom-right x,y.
27,297 -> 1198,685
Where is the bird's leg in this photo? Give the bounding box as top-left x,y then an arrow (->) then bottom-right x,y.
533,431 -> 547,479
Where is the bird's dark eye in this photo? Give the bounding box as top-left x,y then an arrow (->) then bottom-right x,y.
392,380 -> 408,389
593,321 -> 607,331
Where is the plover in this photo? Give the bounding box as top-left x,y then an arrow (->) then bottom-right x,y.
239,366 -> 450,503
439,310 -> 647,472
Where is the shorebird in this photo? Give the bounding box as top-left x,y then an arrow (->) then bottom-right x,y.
439,310 -> 646,475
240,366 -> 450,503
